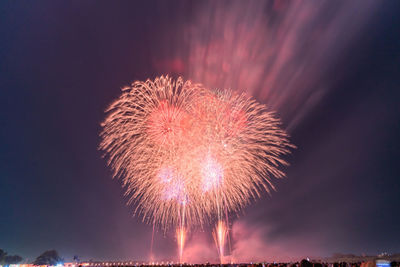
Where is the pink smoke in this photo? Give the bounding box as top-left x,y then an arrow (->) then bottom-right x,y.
153,0 -> 379,132
178,219 -> 322,263
182,231 -> 217,263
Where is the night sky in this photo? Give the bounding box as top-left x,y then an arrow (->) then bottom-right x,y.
1,0 -> 400,263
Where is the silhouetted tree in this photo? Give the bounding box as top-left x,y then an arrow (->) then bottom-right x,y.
0,249 -> 5,263
33,250 -> 63,266
4,255 -> 23,264
0,249 -> 23,265
300,259 -> 313,267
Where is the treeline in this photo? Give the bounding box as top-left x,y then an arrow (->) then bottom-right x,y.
0,249 -> 22,265
0,249 -> 63,265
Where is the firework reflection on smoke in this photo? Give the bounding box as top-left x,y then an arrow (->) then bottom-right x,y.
100,75 -> 293,260
153,1 -> 379,133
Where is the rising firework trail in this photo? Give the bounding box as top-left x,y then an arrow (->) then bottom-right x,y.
176,201 -> 186,263
100,76 -> 294,261
213,220 -> 228,264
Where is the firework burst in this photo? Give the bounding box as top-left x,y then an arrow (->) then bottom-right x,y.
100,75 -> 293,230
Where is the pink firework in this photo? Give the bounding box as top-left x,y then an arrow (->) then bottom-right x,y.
100,76 -> 294,229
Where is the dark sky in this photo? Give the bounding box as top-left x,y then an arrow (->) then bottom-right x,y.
1,0 -> 400,263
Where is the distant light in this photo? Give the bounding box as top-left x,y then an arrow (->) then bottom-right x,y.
376,260 -> 390,267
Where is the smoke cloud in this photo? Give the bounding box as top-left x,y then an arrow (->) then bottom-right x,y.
153,0 -> 379,131
178,219 -> 321,263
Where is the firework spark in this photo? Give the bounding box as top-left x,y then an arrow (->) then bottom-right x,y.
100,76 -> 293,230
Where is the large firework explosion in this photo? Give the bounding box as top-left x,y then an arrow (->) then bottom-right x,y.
100,76 -> 293,230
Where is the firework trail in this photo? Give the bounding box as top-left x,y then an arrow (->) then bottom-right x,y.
213,221 -> 228,264
100,75 -> 294,261
176,208 -> 186,264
